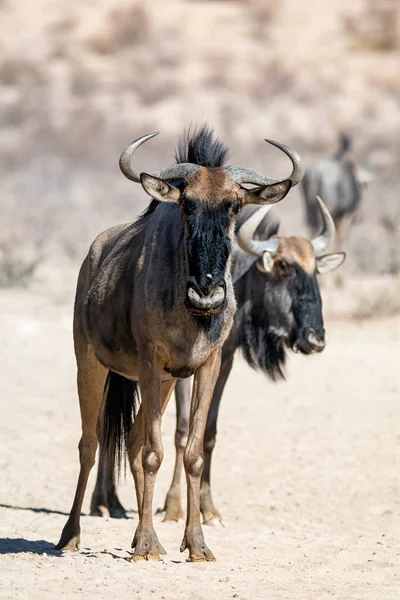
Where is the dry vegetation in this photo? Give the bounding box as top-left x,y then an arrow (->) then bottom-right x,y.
342,0 -> 400,52
0,0 -> 399,295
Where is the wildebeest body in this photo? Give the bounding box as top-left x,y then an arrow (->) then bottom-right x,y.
57,125 -> 304,561
79,202 -> 235,380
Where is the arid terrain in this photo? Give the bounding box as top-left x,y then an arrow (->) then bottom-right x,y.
0,280 -> 399,599
0,0 -> 399,277
1,0 -> 400,598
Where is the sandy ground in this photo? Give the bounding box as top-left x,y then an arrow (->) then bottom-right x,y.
0,285 -> 399,600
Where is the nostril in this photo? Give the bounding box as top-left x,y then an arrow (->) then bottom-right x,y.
307,329 -> 326,349
187,284 -> 225,311
187,287 -> 202,305
209,285 -> 225,304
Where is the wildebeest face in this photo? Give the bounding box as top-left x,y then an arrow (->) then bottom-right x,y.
237,196 -> 345,354
141,168 -> 243,315
258,243 -> 344,354
141,168 -> 291,316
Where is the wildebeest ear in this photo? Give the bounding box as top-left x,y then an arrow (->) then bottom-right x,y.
316,252 -> 346,274
140,173 -> 181,203
244,180 -> 292,205
257,251 -> 275,274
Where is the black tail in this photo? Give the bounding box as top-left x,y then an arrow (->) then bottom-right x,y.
102,371 -> 139,477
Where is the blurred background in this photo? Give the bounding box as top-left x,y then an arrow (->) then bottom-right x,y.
0,0 -> 399,315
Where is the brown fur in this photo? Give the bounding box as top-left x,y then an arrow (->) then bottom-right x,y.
273,236 -> 316,275
185,167 -> 244,204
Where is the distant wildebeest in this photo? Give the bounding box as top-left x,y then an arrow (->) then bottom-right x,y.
301,133 -> 372,283
56,125 -> 304,561
90,197 -> 345,524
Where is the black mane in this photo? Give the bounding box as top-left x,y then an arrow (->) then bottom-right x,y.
234,218 -> 289,381
236,288 -> 288,381
175,125 -> 229,168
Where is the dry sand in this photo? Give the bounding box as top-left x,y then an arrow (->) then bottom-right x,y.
0,285 -> 399,599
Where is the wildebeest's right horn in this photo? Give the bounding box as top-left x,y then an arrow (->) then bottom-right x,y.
227,139 -> 304,188
119,133 -> 200,183
236,205 -> 280,257
311,196 -> 336,256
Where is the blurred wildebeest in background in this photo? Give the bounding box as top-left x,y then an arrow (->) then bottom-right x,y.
301,133 -> 373,284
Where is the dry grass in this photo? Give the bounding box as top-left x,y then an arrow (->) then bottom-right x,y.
0,55 -> 46,86
350,283 -> 400,321
0,251 -> 42,288
0,0 -> 399,285
342,0 -> 400,52
86,3 -> 149,55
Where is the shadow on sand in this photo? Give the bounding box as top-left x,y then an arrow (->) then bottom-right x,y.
0,503 -> 70,517
0,537 -> 132,560
0,538 -> 61,555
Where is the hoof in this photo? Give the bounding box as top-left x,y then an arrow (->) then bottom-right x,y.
55,533 -> 80,552
90,504 -> 110,518
162,503 -> 184,523
109,505 -> 129,519
202,509 -> 224,526
129,551 -> 162,562
200,489 -> 223,525
180,530 -> 216,562
131,526 -> 167,560
186,552 -> 216,563
107,495 -> 129,519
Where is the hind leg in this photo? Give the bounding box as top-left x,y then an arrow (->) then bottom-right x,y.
56,343 -> 107,551
200,354 -> 233,525
162,378 -> 191,521
90,414 -> 128,519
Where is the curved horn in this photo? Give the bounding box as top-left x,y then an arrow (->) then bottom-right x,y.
119,132 -> 200,183
227,139 -> 304,187
236,205 -> 280,257
311,196 -> 336,256
119,132 -> 159,182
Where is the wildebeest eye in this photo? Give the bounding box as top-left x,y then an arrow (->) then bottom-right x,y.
275,260 -> 294,279
224,198 -> 242,215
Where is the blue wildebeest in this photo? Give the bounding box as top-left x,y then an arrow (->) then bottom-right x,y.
90,197 -> 345,524
56,126 -> 304,561
301,133 -> 371,284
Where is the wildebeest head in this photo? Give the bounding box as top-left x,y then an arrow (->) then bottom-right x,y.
119,126 -> 304,316
236,196 -> 345,366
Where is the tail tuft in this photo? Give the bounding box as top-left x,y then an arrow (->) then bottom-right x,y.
103,371 -> 139,478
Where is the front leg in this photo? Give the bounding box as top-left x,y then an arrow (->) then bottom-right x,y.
180,350 -> 221,562
129,369 -> 175,561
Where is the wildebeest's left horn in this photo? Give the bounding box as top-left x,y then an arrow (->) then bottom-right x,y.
236,205 -> 280,257
119,132 -> 200,183
311,196 -> 335,256
227,139 -> 304,187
